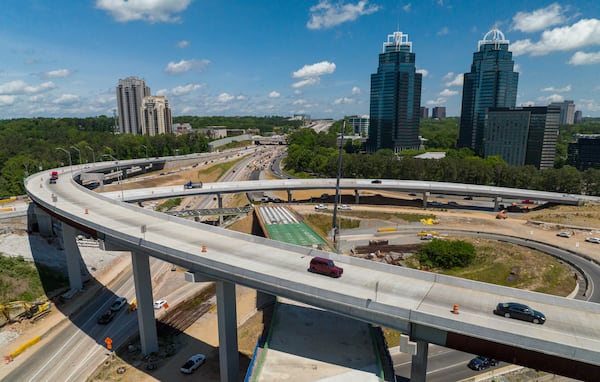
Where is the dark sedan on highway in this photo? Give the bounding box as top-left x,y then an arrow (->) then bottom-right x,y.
468,356 -> 498,371
494,302 -> 546,324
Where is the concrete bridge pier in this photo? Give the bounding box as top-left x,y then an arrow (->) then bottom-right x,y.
422,192 -> 429,208
217,193 -> 224,225
410,340 -> 429,382
287,189 -> 293,203
354,189 -> 360,204
32,205 -> 53,237
61,223 -> 84,292
494,196 -> 502,211
131,251 -> 159,355
217,280 -> 239,382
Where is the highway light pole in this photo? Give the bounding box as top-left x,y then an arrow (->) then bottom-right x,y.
70,146 -> 82,169
56,147 -> 72,173
102,153 -> 124,200
85,146 -> 95,166
331,121 -> 345,250
141,144 -> 149,159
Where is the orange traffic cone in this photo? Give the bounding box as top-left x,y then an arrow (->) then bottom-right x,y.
201,244 -> 207,253
84,208 -> 89,214
451,304 -> 459,314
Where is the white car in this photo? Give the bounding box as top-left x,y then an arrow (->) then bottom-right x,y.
337,204 -> 352,210
556,232 -> 572,238
314,204 -> 328,210
179,354 -> 206,374
585,237 -> 600,244
153,299 -> 167,309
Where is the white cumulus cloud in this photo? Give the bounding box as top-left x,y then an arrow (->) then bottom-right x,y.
437,27 -> 449,36
439,89 -> 458,97
164,59 -> 210,74
0,95 -> 15,105
541,85 -> 572,92
41,69 -> 73,79
177,40 -> 190,48
333,97 -> 354,105
511,18 -> 600,56
307,0 -> 380,30
292,77 -> 320,89
402,3 -> 411,12
216,93 -> 246,103
416,68 -> 429,77
0,80 -> 55,95
444,73 -> 463,87
568,51 -> 600,65
351,86 -> 361,95
269,91 -> 280,98
95,0 -> 191,23
539,94 -> 564,103
171,83 -> 205,96
293,61 -> 336,78
512,3 -> 567,33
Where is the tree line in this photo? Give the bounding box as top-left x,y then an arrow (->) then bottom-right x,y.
284,124 -> 600,196
0,115 -> 298,196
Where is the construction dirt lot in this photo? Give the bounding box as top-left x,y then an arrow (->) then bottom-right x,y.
2,161 -> 600,381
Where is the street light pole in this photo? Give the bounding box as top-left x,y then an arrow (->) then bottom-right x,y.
141,144 -> 148,159
102,154 -> 124,200
332,121 -> 345,250
56,147 -> 72,173
85,146 -> 95,166
70,146 -> 82,169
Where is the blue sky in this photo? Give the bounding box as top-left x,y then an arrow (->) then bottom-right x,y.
1,0 -> 599,119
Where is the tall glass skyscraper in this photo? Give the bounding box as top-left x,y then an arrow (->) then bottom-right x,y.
367,31 -> 422,153
457,29 -> 519,156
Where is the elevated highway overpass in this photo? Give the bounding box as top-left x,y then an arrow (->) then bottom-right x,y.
24,159 -> 600,381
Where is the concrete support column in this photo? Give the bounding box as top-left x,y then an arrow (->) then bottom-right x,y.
33,205 -> 53,237
287,190 -> 293,203
494,196 -> 502,211
422,192 -> 429,208
354,189 -> 360,204
217,194 -> 223,225
131,251 -> 158,355
61,223 -> 83,291
216,280 -> 239,382
410,340 -> 429,382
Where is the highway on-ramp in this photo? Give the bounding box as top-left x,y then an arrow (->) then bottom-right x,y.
23,163 -> 600,380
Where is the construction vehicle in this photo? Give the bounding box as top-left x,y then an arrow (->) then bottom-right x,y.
184,180 -> 203,189
0,299 -> 52,327
49,171 -> 59,184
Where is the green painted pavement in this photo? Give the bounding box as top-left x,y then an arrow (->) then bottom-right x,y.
265,222 -> 326,247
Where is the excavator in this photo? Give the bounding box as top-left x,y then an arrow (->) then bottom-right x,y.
0,299 -> 52,327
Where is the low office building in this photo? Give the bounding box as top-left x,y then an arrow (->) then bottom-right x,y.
484,105 -> 559,169
568,134 -> 600,170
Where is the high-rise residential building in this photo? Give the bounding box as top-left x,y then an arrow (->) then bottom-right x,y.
348,115 -> 370,136
432,106 -> 446,120
367,31 -> 422,153
420,107 -> 429,119
458,28 -> 519,156
568,134 -> 600,170
141,96 -> 173,136
550,100 -> 576,125
484,105 -> 560,169
116,77 -> 151,135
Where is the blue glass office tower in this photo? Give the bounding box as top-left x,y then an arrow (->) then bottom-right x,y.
458,29 -> 519,156
367,31 -> 422,153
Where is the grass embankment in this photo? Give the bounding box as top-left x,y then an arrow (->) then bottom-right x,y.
304,214 -> 360,236
0,255 -> 67,304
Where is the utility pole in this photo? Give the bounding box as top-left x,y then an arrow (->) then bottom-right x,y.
331,121 -> 345,249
